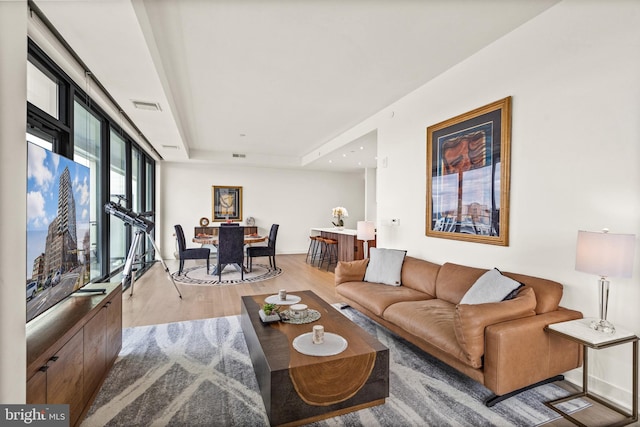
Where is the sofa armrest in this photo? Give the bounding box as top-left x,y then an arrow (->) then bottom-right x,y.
334,259 -> 369,286
454,287 -> 537,368
483,308 -> 583,396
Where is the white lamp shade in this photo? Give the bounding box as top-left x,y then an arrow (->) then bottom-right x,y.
357,221 -> 376,241
575,230 -> 636,278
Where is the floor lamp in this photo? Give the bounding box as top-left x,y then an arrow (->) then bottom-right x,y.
575,229 -> 636,334
357,221 -> 376,259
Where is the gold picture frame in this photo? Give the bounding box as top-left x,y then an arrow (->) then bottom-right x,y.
212,185 -> 243,222
426,97 -> 511,246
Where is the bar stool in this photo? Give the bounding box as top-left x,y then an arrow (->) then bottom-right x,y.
319,237 -> 338,271
305,235 -> 322,265
313,237 -> 327,268
315,237 -> 330,268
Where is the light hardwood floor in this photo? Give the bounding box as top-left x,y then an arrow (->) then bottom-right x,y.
121,254 -> 634,427
122,254 -> 340,328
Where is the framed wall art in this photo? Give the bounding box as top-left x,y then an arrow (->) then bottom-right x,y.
212,185 -> 243,221
426,97 -> 511,246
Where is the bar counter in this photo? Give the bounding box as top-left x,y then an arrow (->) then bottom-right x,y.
310,227 -> 375,262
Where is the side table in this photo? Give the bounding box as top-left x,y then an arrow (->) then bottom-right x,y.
545,318 -> 638,427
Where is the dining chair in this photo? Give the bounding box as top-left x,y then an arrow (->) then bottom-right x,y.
246,224 -> 279,272
174,224 -> 210,275
217,225 -> 245,280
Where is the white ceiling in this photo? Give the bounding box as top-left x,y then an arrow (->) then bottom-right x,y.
34,0 -> 559,171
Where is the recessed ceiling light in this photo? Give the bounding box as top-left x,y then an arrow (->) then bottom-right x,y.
342,153 -> 347,157
360,146 -> 364,150
132,100 -> 162,111
329,160 -> 333,163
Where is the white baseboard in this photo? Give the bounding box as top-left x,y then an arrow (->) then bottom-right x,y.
563,369 -> 636,412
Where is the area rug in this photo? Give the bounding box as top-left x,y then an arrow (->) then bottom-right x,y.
171,263 -> 282,285
82,307 -> 587,427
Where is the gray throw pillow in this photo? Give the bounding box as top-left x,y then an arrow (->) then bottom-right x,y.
459,268 -> 523,304
363,248 -> 407,286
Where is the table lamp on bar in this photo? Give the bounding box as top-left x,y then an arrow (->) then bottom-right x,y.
357,221 -> 376,259
575,229 -> 636,334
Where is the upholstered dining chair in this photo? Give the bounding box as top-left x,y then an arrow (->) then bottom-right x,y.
217,225 -> 245,281
175,224 -> 210,275
246,224 -> 279,272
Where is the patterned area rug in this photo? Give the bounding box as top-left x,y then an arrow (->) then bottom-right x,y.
171,263 -> 282,285
82,307 -> 587,427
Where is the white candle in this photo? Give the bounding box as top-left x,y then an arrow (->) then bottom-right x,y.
312,325 -> 324,344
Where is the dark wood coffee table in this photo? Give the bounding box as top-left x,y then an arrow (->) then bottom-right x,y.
240,290 -> 389,427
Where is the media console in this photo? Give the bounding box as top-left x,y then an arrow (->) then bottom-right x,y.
26,283 -> 122,427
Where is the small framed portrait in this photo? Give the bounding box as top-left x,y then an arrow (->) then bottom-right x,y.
212,186 -> 243,221
426,97 -> 512,246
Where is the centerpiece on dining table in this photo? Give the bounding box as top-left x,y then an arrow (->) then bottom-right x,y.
332,206 -> 348,229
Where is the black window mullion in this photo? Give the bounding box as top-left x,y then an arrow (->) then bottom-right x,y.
125,134 -> 133,258
100,117 -> 111,279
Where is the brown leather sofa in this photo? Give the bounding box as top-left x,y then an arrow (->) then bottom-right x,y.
335,256 -> 583,405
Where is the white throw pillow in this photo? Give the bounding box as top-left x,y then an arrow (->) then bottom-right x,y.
459,268 -> 523,304
363,248 -> 407,286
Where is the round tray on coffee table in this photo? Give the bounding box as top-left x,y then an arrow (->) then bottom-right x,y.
265,294 -> 301,305
292,332 -> 348,356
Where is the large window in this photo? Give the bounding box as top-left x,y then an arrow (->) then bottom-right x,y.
109,130 -> 127,271
145,158 -> 155,263
131,148 -> 147,262
132,148 -> 141,212
27,40 -> 157,283
73,101 -> 102,280
27,61 -> 59,119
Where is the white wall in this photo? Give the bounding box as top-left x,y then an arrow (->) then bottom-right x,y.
0,0 -> 27,403
159,162 -> 365,258
336,0 -> 640,408
364,167 -> 377,222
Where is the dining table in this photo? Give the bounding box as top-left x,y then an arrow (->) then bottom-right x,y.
192,234 -> 268,275
192,234 -> 268,246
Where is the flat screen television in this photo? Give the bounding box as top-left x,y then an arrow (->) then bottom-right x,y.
26,142 -> 91,322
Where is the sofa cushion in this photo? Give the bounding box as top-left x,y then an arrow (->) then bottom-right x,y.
383,299 -> 467,365
460,268 -> 523,304
334,259 -> 369,285
364,248 -> 407,286
435,263 -> 487,304
400,256 -> 440,297
454,287 -> 537,368
501,272 -> 563,314
336,281 -> 431,316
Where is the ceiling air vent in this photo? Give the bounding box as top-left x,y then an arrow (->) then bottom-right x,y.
132,100 -> 162,111
232,153 -> 246,158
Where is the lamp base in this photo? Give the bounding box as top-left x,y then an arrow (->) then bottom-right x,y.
590,319 -> 616,334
